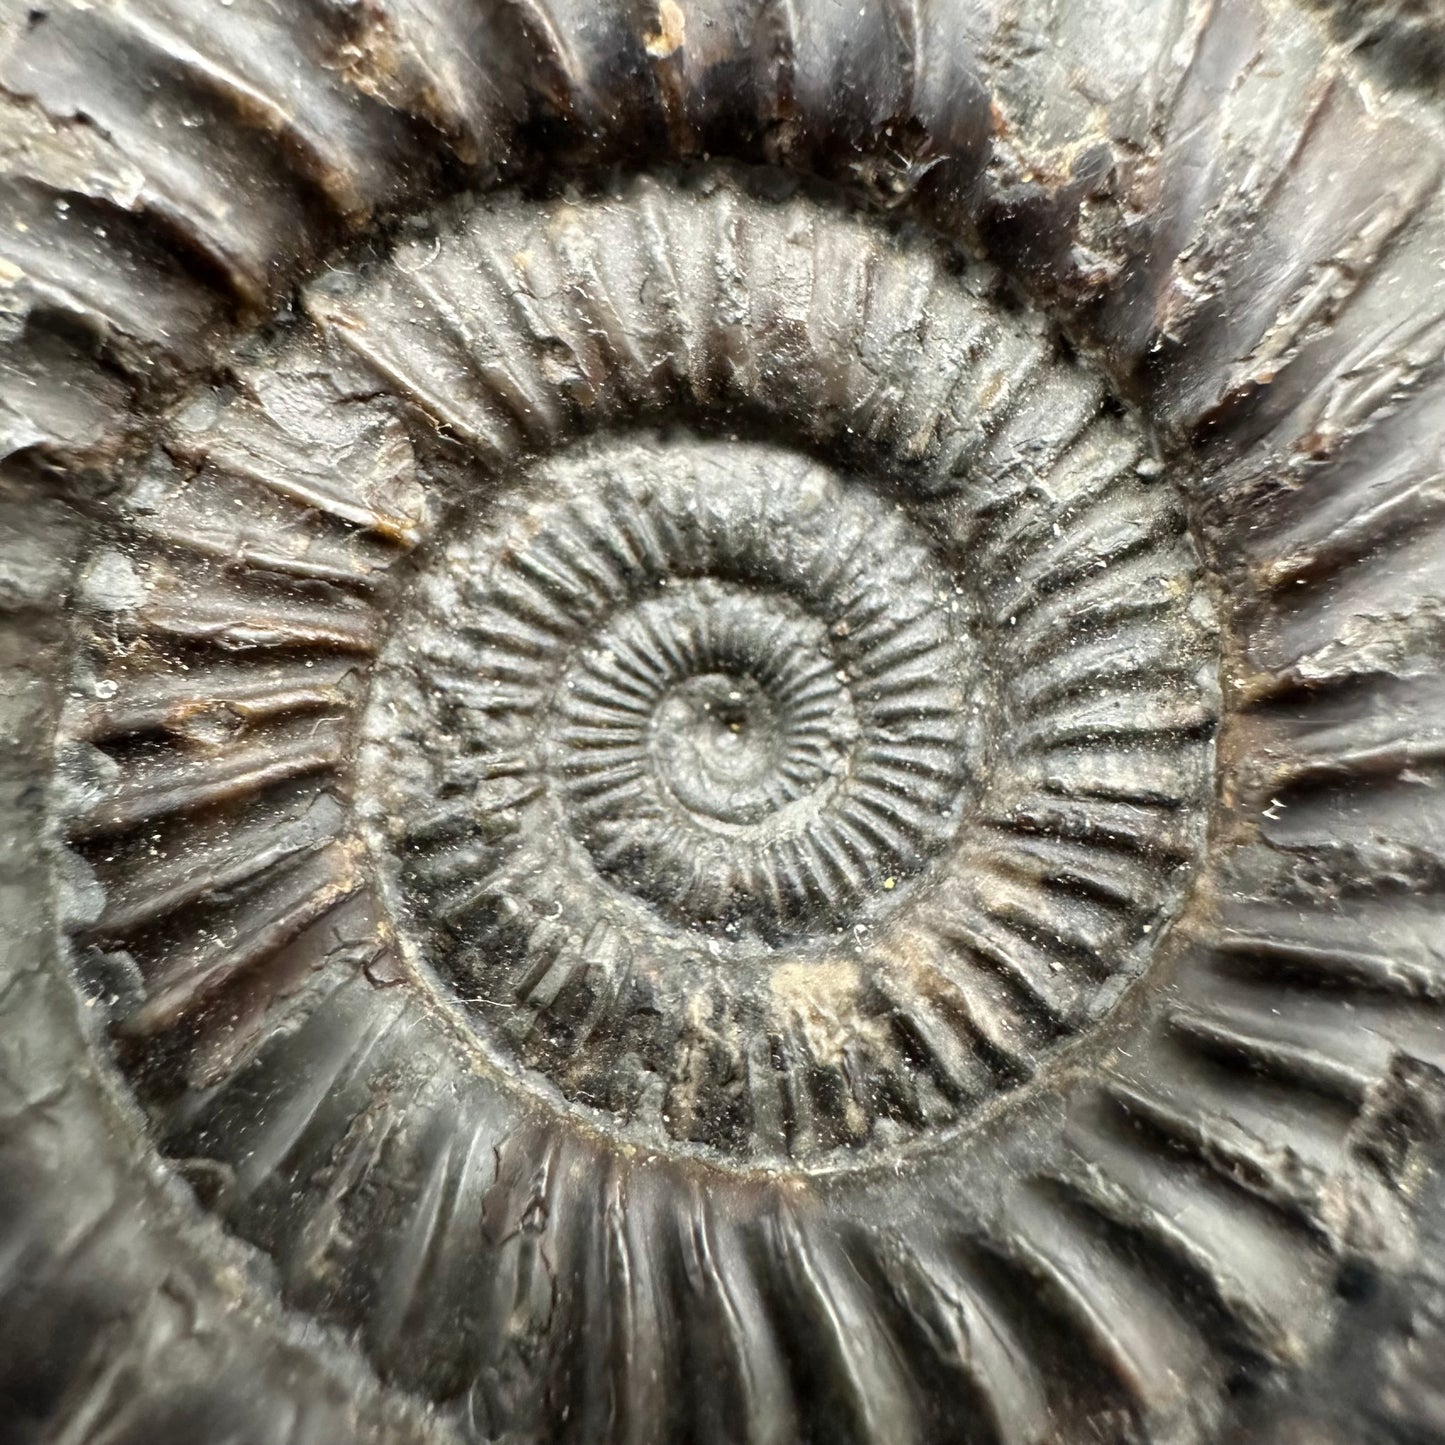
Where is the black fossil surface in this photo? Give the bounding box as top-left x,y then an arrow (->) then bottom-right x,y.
3,2 -> 1445,1443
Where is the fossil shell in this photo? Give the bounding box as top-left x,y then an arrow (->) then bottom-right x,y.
3,3 -> 1445,1444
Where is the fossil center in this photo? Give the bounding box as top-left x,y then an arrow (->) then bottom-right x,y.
651,670 -> 798,821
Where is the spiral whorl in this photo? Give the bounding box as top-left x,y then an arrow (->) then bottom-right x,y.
336,179 -> 1219,1165
410,441 -> 971,941
19,2 -> 1445,1439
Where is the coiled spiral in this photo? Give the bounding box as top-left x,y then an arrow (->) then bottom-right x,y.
9,3 -> 1443,1441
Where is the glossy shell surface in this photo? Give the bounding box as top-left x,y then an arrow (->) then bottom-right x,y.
4,3 -> 1445,1444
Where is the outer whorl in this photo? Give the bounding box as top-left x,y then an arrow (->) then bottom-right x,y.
4,4 -> 1445,1445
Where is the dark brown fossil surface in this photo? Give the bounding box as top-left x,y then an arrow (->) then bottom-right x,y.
3,2 -> 1445,1443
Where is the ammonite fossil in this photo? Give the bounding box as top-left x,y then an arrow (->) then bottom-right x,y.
3,2 -> 1445,1442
